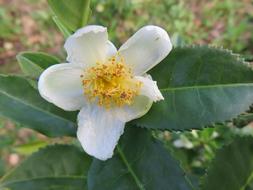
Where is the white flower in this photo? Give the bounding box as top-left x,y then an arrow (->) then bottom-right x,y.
38,25 -> 172,160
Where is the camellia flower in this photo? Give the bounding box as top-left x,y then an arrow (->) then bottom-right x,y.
38,25 -> 172,160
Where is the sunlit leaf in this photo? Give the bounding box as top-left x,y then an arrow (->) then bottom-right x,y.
14,141 -> 49,155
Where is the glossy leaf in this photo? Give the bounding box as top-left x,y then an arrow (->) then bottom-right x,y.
132,46 -> 253,130
0,145 -> 91,190
88,127 -> 192,190
48,0 -> 91,32
17,52 -> 60,88
150,46 -> 253,88
0,75 -> 77,137
201,137 -> 253,190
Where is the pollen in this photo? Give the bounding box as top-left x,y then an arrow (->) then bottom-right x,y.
81,55 -> 142,108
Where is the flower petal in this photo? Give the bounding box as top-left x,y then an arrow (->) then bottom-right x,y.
64,25 -> 108,68
38,63 -> 86,111
113,95 -> 152,122
119,25 -> 172,75
77,105 -> 125,160
135,75 -> 164,102
106,41 -> 117,58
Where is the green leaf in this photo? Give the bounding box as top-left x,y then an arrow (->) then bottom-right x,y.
17,52 -> 60,78
0,75 -> 77,137
14,141 -> 49,155
0,145 -> 91,190
88,127 -> 192,190
17,52 -> 60,88
132,46 -> 253,130
52,16 -> 72,38
48,0 -> 91,32
201,136 -> 253,190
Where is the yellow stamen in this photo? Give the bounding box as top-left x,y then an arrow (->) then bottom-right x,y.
81,55 -> 142,108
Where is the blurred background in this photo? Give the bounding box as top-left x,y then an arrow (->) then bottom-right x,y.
0,0 -> 252,179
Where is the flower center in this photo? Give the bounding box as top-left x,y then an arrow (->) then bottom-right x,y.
80,55 -> 142,108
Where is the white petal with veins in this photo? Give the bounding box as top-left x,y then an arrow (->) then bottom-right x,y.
77,105 -> 125,160
64,25 -> 108,68
38,63 -> 86,111
119,25 -> 172,75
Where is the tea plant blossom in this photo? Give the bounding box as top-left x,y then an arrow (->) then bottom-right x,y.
38,25 -> 172,160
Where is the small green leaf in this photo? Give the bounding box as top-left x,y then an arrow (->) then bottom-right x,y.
17,52 -> 60,77
0,75 -> 77,137
0,145 -> 91,190
201,137 -> 253,190
14,141 -> 49,155
234,113 -> 253,128
48,0 -> 91,32
132,46 -> 253,130
52,16 -> 72,38
88,127 -> 192,190
17,52 -> 60,88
